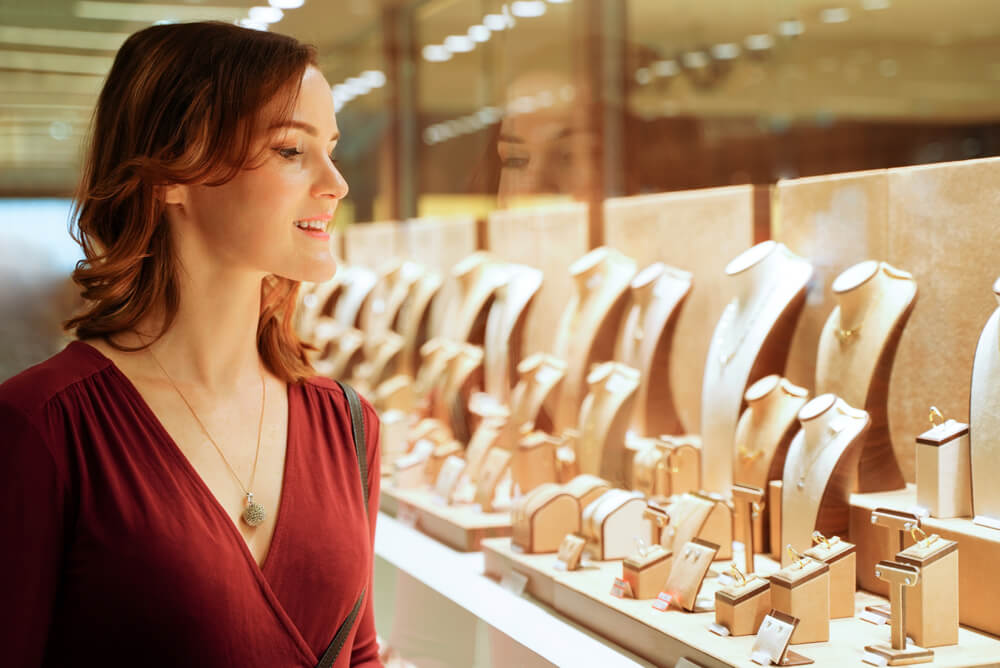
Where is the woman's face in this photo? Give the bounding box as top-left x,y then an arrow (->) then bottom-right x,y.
178,65 -> 347,284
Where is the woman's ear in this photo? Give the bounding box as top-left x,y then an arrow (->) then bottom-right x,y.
159,183 -> 188,209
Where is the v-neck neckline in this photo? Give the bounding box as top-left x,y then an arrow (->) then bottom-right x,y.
70,340 -> 318,665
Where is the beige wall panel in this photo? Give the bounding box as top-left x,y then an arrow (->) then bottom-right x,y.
603,186 -> 768,433
773,170 -> 890,393
486,204 -> 590,358
343,221 -> 403,270
886,157 -> 1000,482
402,217 -> 481,337
402,217 -> 479,276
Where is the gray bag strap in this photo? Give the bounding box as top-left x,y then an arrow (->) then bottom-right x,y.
335,381 -> 369,515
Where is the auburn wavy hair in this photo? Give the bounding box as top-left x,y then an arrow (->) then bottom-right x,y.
65,22 -> 319,382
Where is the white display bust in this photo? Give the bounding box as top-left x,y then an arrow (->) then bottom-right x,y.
970,277 -> 1000,529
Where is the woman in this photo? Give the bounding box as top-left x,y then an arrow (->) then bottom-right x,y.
0,22 -> 381,667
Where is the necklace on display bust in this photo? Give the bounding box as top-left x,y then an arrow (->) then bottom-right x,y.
834,310 -> 863,345
792,415 -> 850,490
715,284 -> 779,369
147,347 -> 268,527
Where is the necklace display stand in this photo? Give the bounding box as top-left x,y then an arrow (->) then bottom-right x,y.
575,362 -> 641,486
333,265 -> 378,330
701,241 -> 813,494
614,262 -> 692,437
414,339 -> 459,418
299,275 -> 343,341
815,261 -> 917,493
313,326 -> 366,380
358,330 -> 404,390
483,264 -> 543,404
551,247 -> 638,431
438,344 -> 484,443
396,271 -> 443,376
362,259 -> 423,356
734,375 -> 810,490
499,354 -> 567,450
441,251 -> 509,345
970,277 -> 1000,530
781,394 -> 870,561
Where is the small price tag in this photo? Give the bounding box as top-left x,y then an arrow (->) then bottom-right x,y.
750,649 -> 773,666
500,570 -> 529,596
859,610 -> 890,626
397,506 -> 419,529
610,578 -> 633,599
553,560 -> 567,572
651,592 -> 673,611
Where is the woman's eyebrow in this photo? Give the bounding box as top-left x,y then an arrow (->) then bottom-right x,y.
269,120 -> 340,141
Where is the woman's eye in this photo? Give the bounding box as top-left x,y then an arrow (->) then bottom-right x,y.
502,156 -> 529,169
275,147 -> 303,160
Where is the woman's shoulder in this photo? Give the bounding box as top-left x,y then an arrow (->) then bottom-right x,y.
0,340 -> 112,422
300,375 -> 377,418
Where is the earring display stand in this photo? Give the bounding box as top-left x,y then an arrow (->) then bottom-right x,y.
701,241 -> 813,495
663,537 -> 720,612
614,262 -> 692,436
750,611 -> 813,666
333,265 -> 378,329
863,561 -> 933,666
483,264 -> 544,404
663,492 -> 716,553
551,247 -> 638,431
396,270 -> 443,376
815,261 -> 917,493
574,361 -> 641,486
970,277 -> 1000,530
781,394 -> 869,560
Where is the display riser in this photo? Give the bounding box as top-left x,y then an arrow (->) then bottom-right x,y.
381,485 -> 512,552
850,485 -> 1000,638
482,537 -> 1000,668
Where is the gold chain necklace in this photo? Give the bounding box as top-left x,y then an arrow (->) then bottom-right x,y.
834,309 -> 863,344
148,349 -> 268,527
716,283 -> 779,369
793,416 -> 849,490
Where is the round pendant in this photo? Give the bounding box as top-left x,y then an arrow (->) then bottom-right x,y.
242,493 -> 266,527
796,479 -> 806,490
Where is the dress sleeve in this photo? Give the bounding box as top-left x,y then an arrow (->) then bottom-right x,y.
0,401 -> 69,667
350,400 -> 382,667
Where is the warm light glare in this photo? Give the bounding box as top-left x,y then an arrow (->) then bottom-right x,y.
511,1 -> 546,18
745,33 -> 775,51
468,24 -> 491,42
682,51 -> 709,68
238,18 -> 269,31
443,35 -> 474,53
778,19 -> 804,37
361,70 -> 386,88
268,0 -> 304,8
422,45 -> 451,62
862,0 -> 890,9
711,43 -> 740,60
483,14 -> 507,31
248,6 -> 283,23
653,60 -> 679,77
820,7 -> 850,23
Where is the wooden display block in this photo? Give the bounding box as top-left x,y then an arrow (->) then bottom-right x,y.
768,558 -> 830,644
850,485 -> 1000,637
511,483 -> 581,554
715,577 -> 771,637
514,430 -> 558,494
915,420 -> 972,519
698,492 -> 734,561
583,491 -> 649,561
804,537 -> 856,620
897,536 -> 960,648
622,545 -> 673,600
480,537 -> 1000,668
562,474 -> 611,513
382,486 -> 511,551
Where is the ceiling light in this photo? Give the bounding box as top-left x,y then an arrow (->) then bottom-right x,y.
744,34 -> 774,51
332,85 -> 353,103
548,0 -> 571,3
511,1 -> 546,18
682,51 -> 709,68
238,18 -> 268,30
75,1 -> 244,22
361,70 -> 386,88
443,35 -> 474,53
653,59 -> 679,77
634,67 -> 652,85
0,26 -> 130,50
483,14 -> 507,31
711,43 -> 740,60
778,19 -> 804,37
862,0 -> 890,9
422,45 -> 451,62
269,0 -> 305,8
477,106 -> 502,124
249,6 -> 283,23
820,7 -> 850,23
468,25 -> 490,42
344,77 -> 369,95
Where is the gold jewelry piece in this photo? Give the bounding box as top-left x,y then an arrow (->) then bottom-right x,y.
727,561 -> 747,586
834,322 -> 861,344
148,347 -> 268,528
929,406 -> 944,427
786,544 -> 809,568
715,284 -> 779,369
